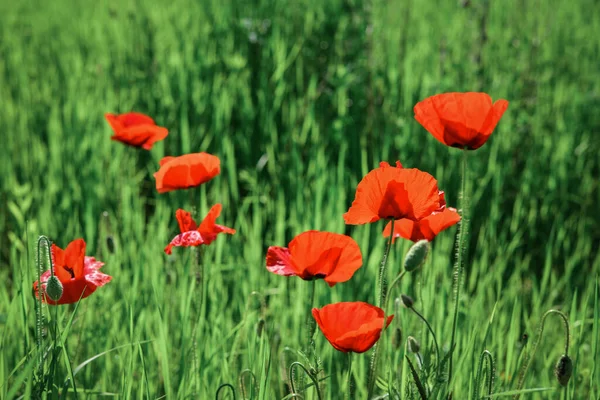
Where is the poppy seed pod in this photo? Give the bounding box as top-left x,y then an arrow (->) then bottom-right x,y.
392,327 -> 403,350
407,336 -> 421,353
554,354 -> 573,386
256,318 -> 265,338
404,240 -> 430,272
45,275 -> 63,302
400,294 -> 415,308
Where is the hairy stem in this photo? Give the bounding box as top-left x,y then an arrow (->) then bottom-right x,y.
367,219 -> 395,398
473,350 -> 495,400
411,307 -> 440,374
448,149 -> 469,385
514,309 -> 570,399
288,361 -> 323,400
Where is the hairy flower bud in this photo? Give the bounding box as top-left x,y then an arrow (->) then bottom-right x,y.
407,336 -> 421,353
554,354 -> 573,386
392,327 -> 403,350
404,240 -> 430,272
400,294 -> 415,308
45,275 -> 63,302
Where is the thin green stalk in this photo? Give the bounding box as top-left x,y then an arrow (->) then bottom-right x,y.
514,309 -> 570,399
448,149 -> 469,385
306,280 -> 317,342
473,349 -> 495,400
346,352 -> 353,399
410,307 -> 440,373
367,219 -> 395,399
215,383 -> 237,400
288,361 -> 323,400
378,219 -> 395,308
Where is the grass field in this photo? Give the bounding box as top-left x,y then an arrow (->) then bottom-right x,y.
1,0 -> 599,398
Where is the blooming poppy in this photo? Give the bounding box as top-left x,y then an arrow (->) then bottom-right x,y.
343,161 -> 441,225
383,189 -> 461,243
414,92 -> 509,150
164,204 -> 235,254
266,230 -> 362,287
105,112 -> 169,150
153,152 -> 220,193
33,239 -> 112,305
312,302 -> 394,353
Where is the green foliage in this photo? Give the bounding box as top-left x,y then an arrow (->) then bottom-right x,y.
0,0 -> 599,398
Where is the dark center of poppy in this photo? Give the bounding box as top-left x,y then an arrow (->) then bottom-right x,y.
63,266 -> 75,279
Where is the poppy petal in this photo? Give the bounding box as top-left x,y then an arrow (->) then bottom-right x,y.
414,92 -> 508,150
344,163 -> 440,224
312,302 -> 393,353
176,209 -> 198,232
164,231 -> 205,255
154,153 -> 220,193
265,246 -> 296,276
63,238 -> 86,278
289,231 -> 362,286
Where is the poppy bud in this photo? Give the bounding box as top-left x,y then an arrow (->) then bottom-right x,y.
256,318 -> 265,338
400,294 -> 415,308
45,275 -> 63,302
407,336 -> 421,353
106,235 -> 115,254
554,354 -> 573,386
392,327 -> 403,350
403,240 -> 430,272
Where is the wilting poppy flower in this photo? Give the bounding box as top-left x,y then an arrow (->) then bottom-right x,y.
343,161 -> 441,225
266,230 -> 362,287
105,112 -> 168,150
153,152 -> 220,193
414,92 -> 509,150
33,239 -> 112,305
164,204 -> 235,254
312,302 -> 394,353
383,189 -> 461,242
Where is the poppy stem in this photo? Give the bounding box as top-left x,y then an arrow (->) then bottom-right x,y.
410,306 -> 440,375
473,349 -> 495,400
378,219 -> 395,308
448,149 -> 469,385
514,309 -> 570,399
367,219 -> 396,399
35,236 -> 53,390
346,352 -> 353,399
288,361 -> 323,400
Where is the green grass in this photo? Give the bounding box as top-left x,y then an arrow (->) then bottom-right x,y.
1,0 -> 599,398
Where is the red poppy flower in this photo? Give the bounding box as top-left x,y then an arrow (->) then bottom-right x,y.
164,204 -> 236,254
343,161 -> 441,225
266,230 -> 362,287
105,112 -> 168,150
153,152 -> 220,193
383,190 -> 461,243
33,239 -> 112,305
414,92 -> 509,150
312,302 -> 394,353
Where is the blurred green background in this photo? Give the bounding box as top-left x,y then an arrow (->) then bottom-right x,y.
1,0 -> 599,398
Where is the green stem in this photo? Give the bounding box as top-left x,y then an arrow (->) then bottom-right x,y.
448,149 -> 469,385
367,219 -> 396,399
288,362 -> 323,400
307,280 -> 317,342
346,353 -> 353,399
378,219 -> 395,308
215,383 -> 237,400
473,350 -> 495,400
514,309 -> 570,399
410,307 -> 440,373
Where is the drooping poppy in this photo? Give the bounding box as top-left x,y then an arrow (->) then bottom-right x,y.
343,161 -> 441,225
105,112 -> 169,150
164,204 -> 236,254
266,230 -> 362,287
153,152 -> 220,193
414,92 -> 509,150
33,239 -> 112,305
383,189 -> 461,243
312,302 -> 394,353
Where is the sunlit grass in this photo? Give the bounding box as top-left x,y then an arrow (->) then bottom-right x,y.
0,0 -> 599,398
